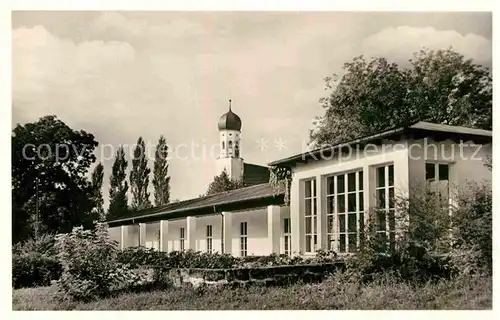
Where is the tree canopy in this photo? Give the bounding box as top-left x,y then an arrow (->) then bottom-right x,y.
206,169 -> 245,195
12,115 -> 99,243
310,48 -> 492,147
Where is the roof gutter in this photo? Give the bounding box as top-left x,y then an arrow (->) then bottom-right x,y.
106,192 -> 284,225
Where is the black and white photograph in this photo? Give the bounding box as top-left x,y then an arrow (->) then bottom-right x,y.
7,4 -> 494,312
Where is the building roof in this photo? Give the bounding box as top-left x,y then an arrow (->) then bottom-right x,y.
218,102 -> 242,131
269,121 -> 492,167
243,163 -> 271,186
106,183 -> 285,226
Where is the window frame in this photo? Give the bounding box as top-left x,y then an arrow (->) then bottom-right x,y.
303,178 -> 317,253
179,227 -> 185,251
240,221 -> 248,257
283,217 -> 291,256
325,169 -> 364,253
206,225 -> 213,253
374,163 -> 396,248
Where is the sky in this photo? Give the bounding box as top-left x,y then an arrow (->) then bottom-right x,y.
11,11 -> 492,205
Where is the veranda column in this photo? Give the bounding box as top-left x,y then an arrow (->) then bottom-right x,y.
222,212 -> 232,255
267,205 -> 281,254
316,175 -> 326,250
186,216 -> 197,250
139,223 -> 146,246
290,177 -> 304,255
120,225 -> 129,250
159,220 -> 169,252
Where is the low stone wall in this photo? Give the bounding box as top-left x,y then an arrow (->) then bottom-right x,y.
168,262 -> 345,288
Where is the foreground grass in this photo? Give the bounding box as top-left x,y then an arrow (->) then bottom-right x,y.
13,274 -> 492,310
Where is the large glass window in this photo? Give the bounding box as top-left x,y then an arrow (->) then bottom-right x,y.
326,170 -> 364,253
283,218 -> 291,256
240,222 -> 248,257
304,179 -> 317,253
426,162 -> 450,206
375,164 -> 395,248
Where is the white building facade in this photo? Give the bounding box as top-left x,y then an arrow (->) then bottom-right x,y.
107,121 -> 492,257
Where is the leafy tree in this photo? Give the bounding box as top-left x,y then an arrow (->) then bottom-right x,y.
12,115 -> 98,243
129,137 -> 152,210
108,147 -> 128,219
310,48 -> 492,147
91,163 -> 105,221
152,135 -> 170,206
206,169 -> 245,195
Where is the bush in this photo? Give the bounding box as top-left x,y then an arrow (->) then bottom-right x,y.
12,233 -> 62,288
450,182 -> 492,275
347,182 -> 492,283
12,253 -> 62,288
53,223 -> 142,301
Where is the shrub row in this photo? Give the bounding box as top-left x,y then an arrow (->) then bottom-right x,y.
12,253 -> 62,289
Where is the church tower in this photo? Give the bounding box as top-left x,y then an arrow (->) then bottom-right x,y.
216,99 -> 244,181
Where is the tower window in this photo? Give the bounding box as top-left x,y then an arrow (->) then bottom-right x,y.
235,141 -> 240,157
228,141 -> 233,148
222,141 -> 225,149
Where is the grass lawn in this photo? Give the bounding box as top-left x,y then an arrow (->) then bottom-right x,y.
12,274 -> 492,310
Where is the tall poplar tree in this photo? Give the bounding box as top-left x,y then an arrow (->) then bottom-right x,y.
91,162 -> 105,221
153,135 -> 171,206
108,146 -> 128,219
130,137 -> 152,210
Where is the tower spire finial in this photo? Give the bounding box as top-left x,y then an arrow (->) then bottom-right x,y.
229,98 -> 232,111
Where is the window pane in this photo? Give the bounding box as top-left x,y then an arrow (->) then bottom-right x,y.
327,235 -> 335,251
359,192 -> 364,211
426,163 -> 436,181
338,214 -> 346,232
313,198 -> 317,215
305,217 -> 312,234
337,175 -> 345,193
327,177 -> 335,195
327,216 -> 334,233
348,234 -> 357,252
305,180 -> 311,197
284,218 -> 290,233
348,172 -> 356,192
339,234 -> 346,253
313,179 -> 317,197
348,213 -> 357,232
388,165 -> 394,186
327,196 -> 335,214
348,193 -> 356,212
305,235 -> 312,252
359,212 -> 365,231
389,187 -> 395,209
337,195 -> 345,213
313,216 -> 317,233
305,199 -> 312,215
439,164 -> 449,181
377,166 -> 385,187
284,237 -> 289,253
377,210 -> 386,231
377,189 -> 386,209
388,209 -> 396,231
359,171 -> 364,190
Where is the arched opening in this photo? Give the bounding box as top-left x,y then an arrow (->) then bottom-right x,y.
235,141 -> 240,157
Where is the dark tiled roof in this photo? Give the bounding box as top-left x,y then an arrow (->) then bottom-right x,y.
243,163 -> 270,186
269,121 -> 492,167
107,183 -> 285,226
